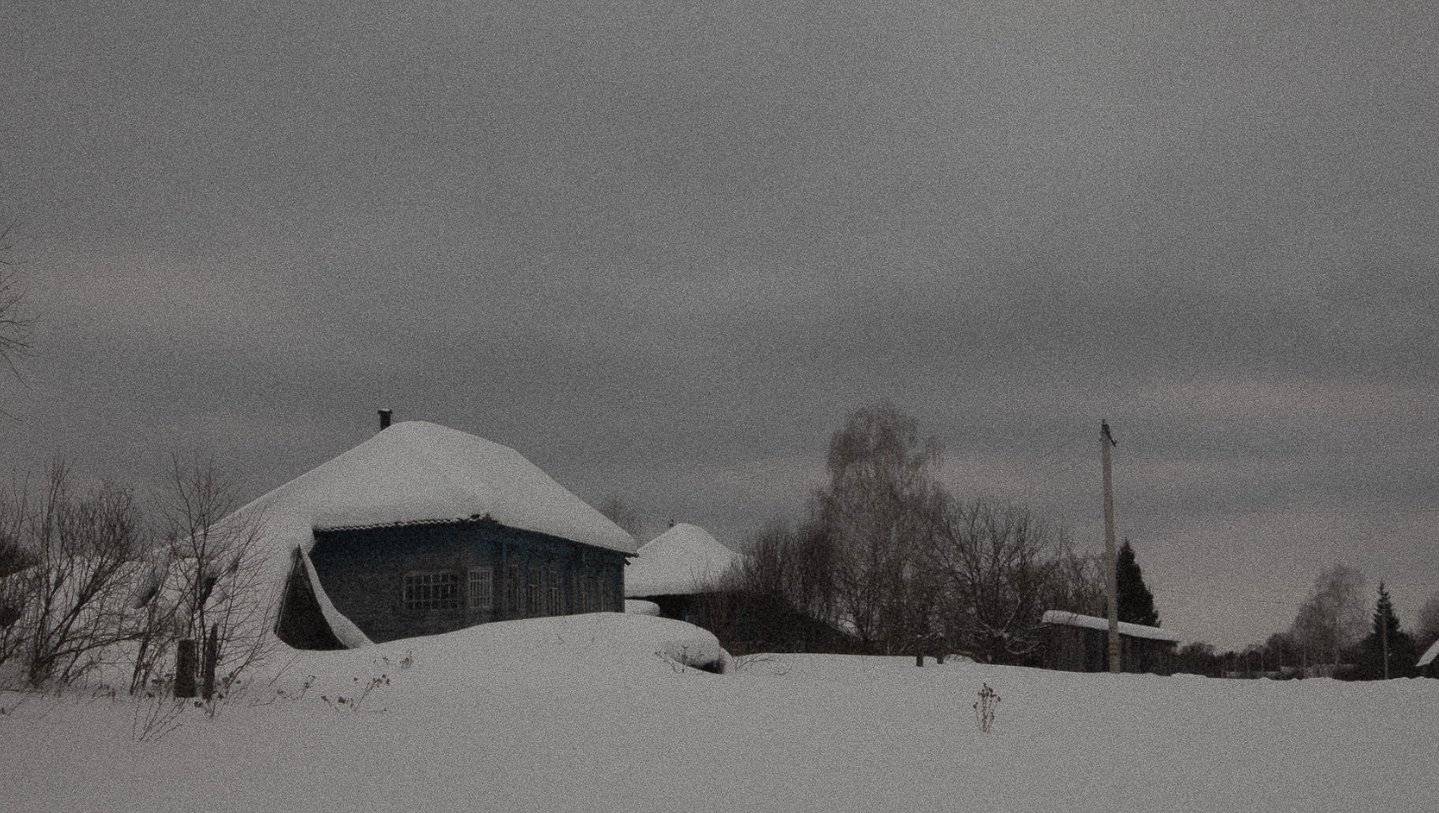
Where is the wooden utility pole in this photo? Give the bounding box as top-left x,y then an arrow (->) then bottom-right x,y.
1381,588 -> 1390,680
1102,420 -> 1120,673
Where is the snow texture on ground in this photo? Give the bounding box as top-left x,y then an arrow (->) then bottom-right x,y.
3,613 -> 1435,813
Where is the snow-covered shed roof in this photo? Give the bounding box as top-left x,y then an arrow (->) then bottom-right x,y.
625,523 -> 741,598
1418,638 -> 1439,669
1041,610 -> 1181,643
233,421 -> 636,647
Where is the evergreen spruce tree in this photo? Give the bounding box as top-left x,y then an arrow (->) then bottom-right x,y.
1116,540 -> 1159,627
1363,582 -> 1417,679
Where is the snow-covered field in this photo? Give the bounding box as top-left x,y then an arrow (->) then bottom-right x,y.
4,614 -> 1435,812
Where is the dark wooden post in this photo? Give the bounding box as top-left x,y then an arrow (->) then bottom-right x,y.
175,638 -> 197,698
202,623 -> 219,700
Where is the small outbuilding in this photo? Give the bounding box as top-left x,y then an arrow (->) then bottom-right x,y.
248,419 -> 636,647
1418,638 -> 1439,678
624,523 -> 741,625
1040,610 -> 1180,674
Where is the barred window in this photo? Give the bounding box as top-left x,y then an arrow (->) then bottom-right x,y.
547,568 -> 561,615
468,567 -> 494,611
506,563 -> 520,613
526,566 -> 541,616
404,571 -> 462,611
580,573 -> 597,613
598,575 -> 612,612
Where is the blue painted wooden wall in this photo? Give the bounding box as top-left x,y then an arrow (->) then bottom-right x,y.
309,518 -> 626,644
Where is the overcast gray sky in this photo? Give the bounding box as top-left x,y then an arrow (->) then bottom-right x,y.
3,1 -> 1436,650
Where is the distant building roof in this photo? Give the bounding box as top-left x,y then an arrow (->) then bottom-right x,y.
624,523 -> 741,598
1418,638 -> 1439,669
1041,610 -> 1181,643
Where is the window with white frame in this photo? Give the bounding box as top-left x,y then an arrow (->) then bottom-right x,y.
547,568 -> 561,615
404,571 -> 462,611
468,566 -> 494,611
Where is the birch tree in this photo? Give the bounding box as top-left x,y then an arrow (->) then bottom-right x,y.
813,403 -> 947,654
1289,564 -> 1367,670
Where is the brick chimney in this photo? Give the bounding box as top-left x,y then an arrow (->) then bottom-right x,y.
378,409 -> 393,431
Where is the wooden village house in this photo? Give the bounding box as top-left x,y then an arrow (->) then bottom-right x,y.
1040,610 -> 1180,674
255,417 -> 636,648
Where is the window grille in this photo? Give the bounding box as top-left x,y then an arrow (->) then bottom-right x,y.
547,569 -> 561,615
404,571 -> 462,611
526,566 -> 541,616
506,563 -> 520,613
580,574 -> 597,613
468,567 -> 494,611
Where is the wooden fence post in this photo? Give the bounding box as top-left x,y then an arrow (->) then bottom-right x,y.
202,623 -> 219,700
175,638 -> 197,698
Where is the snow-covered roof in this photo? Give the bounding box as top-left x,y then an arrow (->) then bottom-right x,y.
243,421 -> 636,555
1041,610 -> 1181,643
625,523 -> 741,598
1418,638 -> 1439,669
232,421 -> 636,648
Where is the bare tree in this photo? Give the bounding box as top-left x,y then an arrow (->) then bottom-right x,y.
1,460 -> 147,687
597,495 -> 645,542
0,219 -> 31,379
928,499 -> 1076,664
148,456 -> 274,703
1289,564 -> 1367,671
1044,544 -> 1106,619
1415,593 -> 1439,650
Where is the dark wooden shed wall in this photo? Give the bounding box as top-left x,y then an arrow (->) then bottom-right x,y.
308,519 -> 626,644
1042,624 -> 1176,674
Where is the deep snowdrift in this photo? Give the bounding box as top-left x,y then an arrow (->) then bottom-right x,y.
3,613 -> 1436,813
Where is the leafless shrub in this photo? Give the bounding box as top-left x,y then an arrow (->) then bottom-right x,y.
136,456 -> 275,710
973,682 -> 1000,733
320,656 -> 396,711
131,692 -> 188,743
1,460 -> 148,688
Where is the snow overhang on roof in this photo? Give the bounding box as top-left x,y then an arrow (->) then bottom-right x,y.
625,523 -> 741,598
1041,610 -> 1182,643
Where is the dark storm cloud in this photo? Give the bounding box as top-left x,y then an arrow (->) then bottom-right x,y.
3,1 -> 1437,647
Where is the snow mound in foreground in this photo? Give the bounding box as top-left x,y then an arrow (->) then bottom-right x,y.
624,598 -> 661,616
278,612 -> 730,702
